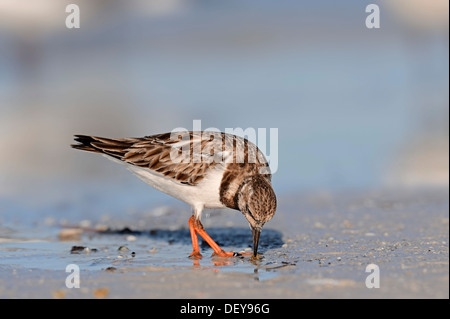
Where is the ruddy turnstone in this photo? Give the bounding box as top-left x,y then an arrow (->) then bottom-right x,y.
71,131 -> 276,258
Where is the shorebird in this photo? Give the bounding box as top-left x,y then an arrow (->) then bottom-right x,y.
71,131 -> 276,258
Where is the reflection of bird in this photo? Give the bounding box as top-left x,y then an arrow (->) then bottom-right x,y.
72,132 -> 276,258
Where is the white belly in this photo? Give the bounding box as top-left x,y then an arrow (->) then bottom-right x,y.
104,155 -> 226,216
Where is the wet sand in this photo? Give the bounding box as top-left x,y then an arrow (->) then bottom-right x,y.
0,188 -> 448,299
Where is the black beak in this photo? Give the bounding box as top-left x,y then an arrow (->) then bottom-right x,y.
252,227 -> 261,258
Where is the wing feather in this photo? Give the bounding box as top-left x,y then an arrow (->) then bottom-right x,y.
72,131 -> 270,186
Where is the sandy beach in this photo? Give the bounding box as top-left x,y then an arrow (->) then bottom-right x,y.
1,187 -> 447,299
0,0 -> 448,302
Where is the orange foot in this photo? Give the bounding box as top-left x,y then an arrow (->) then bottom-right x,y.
211,250 -> 254,257
212,250 -> 238,257
189,251 -> 203,259
189,215 -> 247,258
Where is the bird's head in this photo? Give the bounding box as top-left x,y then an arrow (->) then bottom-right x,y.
237,175 -> 277,258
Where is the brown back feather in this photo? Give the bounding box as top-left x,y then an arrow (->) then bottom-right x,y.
71,132 -> 271,189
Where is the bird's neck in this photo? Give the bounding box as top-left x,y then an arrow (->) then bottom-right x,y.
219,171 -> 252,211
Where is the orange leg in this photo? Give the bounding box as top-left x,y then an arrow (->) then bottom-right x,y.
188,215 -> 238,257
189,215 -> 202,259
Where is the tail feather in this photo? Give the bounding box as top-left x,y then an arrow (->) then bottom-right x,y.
71,135 -> 131,160
71,135 -> 102,153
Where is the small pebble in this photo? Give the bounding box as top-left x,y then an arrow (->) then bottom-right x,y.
126,235 -> 137,242
93,287 -> 109,299
51,290 -> 66,299
59,229 -> 82,241
70,246 -> 86,254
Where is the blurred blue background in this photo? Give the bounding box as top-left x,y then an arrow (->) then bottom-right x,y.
0,0 -> 448,222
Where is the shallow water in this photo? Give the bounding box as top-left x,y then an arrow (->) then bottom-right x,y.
0,188 -> 448,298
0,219 -> 285,282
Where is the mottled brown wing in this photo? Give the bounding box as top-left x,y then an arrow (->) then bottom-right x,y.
72,132 -> 219,185
124,132 -> 222,185
72,131 -> 270,186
